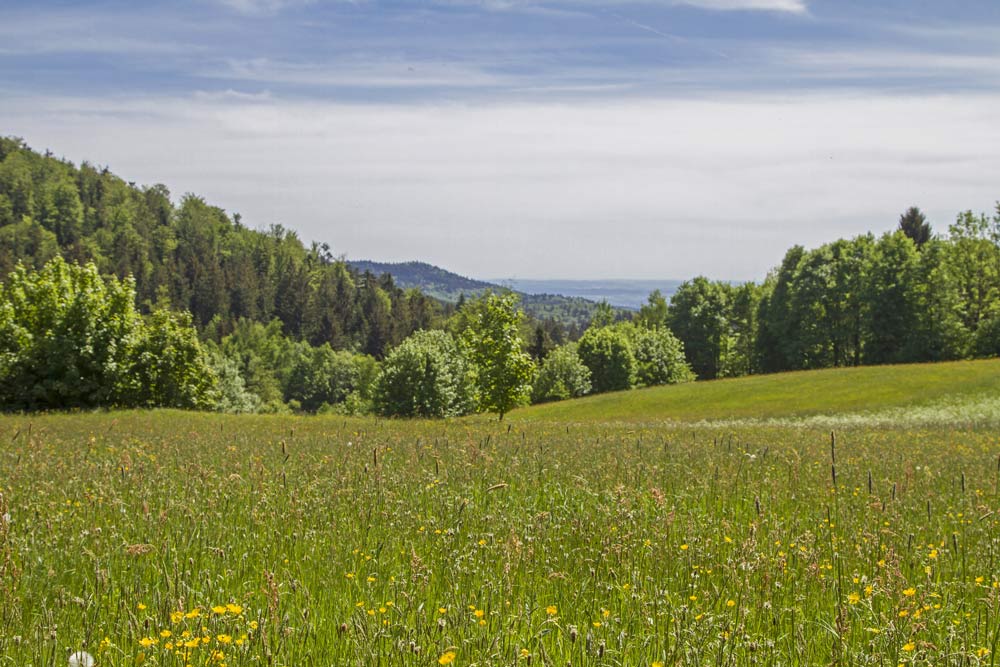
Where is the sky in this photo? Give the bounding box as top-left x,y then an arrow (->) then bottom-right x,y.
2,1 -> 1000,280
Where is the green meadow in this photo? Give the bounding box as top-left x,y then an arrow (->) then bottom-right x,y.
3,360 -> 1000,666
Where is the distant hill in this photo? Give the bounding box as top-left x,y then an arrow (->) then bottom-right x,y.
495,278 -> 684,310
349,260 -> 620,329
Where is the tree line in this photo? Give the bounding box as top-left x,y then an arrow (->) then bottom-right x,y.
2,136 -> 999,417
658,206 -> 1000,380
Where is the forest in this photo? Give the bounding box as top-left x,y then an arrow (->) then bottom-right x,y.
1,136 -> 998,416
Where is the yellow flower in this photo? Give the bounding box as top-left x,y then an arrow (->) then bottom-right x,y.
212,605 -> 227,615
653,663 -> 664,667
903,588 -> 916,597
139,637 -> 157,647
519,648 -> 530,659
438,651 -> 457,665
474,609 -> 484,618
438,607 -> 447,614
847,593 -> 861,605
226,604 -> 243,614
726,599 -> 736,607
159,630 -> 171,638
680,544 -> 689,551
903,642 -> 915,651
137,603 -> 147,611
546,605 -> 558,616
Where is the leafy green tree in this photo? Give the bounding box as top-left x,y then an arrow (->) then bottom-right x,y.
0,257 -> 214,410
0,257 -> 141,408
284,345 -> 374,413
372,330 -> 474,418
636,290 -> 669,330
531,343 -> 592,404
863,232 -> 920,365
576,326 -> 635,393
667,277 -> 731,379
627,324 -> 695,387
947,211 -> 1000,334
589,300 -> 616,328
898,206 -> 932,248
462,293 -> 535,420
756,246 -> 806,373
128,308 -> 217,409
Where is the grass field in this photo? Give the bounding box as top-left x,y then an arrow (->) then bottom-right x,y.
514,358 -> 1000,424
3,362 -> 1000,665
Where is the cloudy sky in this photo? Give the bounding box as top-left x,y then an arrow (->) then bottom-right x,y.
2,0 -> 999,280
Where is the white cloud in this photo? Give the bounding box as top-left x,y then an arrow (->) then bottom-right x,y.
2,91 -> 997,280
672,0 -> 807,12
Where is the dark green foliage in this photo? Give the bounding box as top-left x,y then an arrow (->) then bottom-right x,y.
898,206 -> 932,248
667,277 -> 731,379
576,326 -> 636,393
372,330 -> 474,418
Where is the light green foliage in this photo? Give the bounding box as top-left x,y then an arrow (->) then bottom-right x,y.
636,289 -> 669,329
128,308 -> 216,409
372,329 -> 474,417
0,257 -> 141,408
0,257 -> 215,410
627,324 -> 695,387
461,293 -> 535,420
207,351 -> 261,414
576,325 -> 636,393
530,343 -> 591,404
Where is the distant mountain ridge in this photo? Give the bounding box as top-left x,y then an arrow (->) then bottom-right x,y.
348,260 -> 618,329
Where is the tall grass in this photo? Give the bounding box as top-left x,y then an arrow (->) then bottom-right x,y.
2,411 -> 999,665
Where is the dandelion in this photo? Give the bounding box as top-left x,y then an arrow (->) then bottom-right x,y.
903,588 -> 916,597
68,652 -> 95,667
546,605 -> 557,616
438,650 -> 457,664
903,642 -> 915,651
847,593 -> 861,605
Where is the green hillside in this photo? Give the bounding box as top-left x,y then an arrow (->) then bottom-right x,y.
513,358 -> 1000,423
349,259 -> 621,329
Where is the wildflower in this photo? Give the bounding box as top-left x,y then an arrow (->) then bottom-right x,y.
212,605 -> 227,615
726,599 -> 736,607
438,650 -> 457,664
226,604 -> 243,614
139,637 -> 157,647
519,648 -> 531,659
903,642 -> 915,651
546,605 -> 557,616
847,593 -> 861,605
137,603 -> 147,611
903,588 -> 916,597
68,652 -> 95,667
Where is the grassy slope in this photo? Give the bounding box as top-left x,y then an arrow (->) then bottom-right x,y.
513,358 -> 1000,422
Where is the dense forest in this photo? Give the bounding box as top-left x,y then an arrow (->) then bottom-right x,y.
1,136 -> 998,415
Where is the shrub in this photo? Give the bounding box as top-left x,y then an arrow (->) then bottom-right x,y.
531,343 -> 591,404
372,330 -> 474,417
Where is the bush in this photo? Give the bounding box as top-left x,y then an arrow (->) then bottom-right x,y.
0,257 -> 216,410
629,325 -> 695,387
576,326 -> 636,394
372,330 -> 474,417
531,343 -> 591,404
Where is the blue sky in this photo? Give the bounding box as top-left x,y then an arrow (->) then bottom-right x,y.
2,0 -> 1000,279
